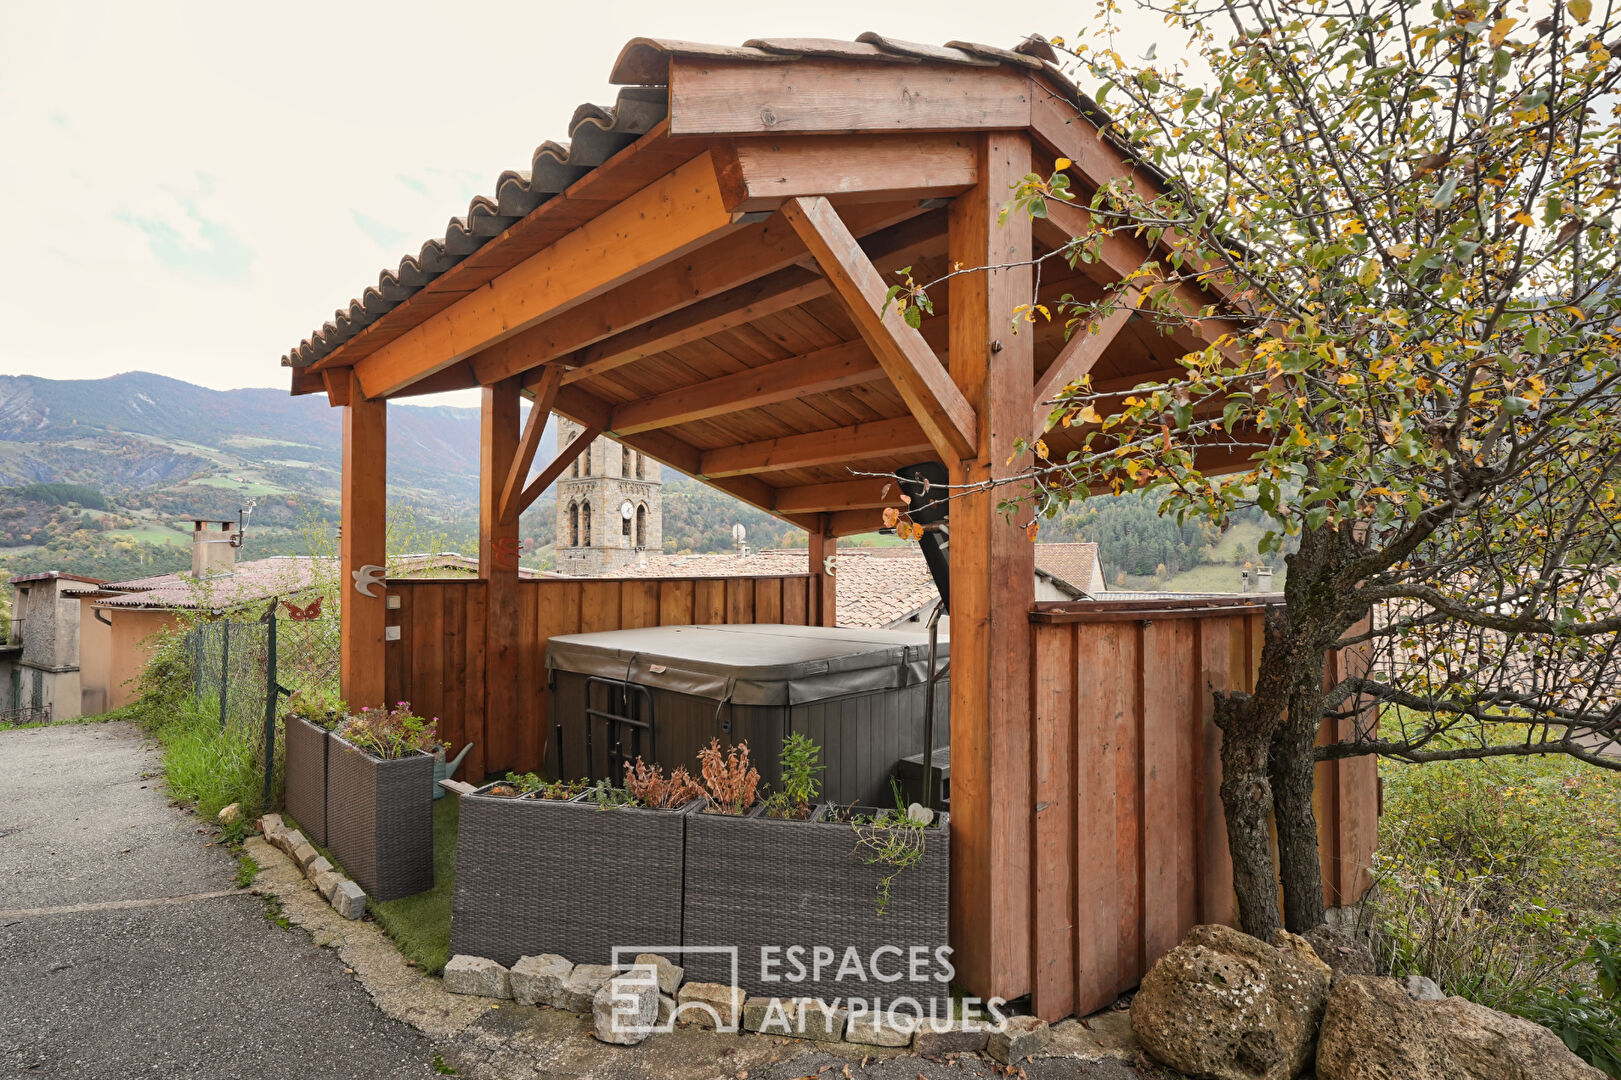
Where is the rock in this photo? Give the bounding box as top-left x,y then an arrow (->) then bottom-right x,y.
633,952 -> 684,996
322,874 -> 344,903
331,879 -> 367,920
675,982 -> 744,1030
561,965 -> 617,1013
1422,995 -> 1606,1080
789,998 -> 847,1041
1316,975 -> 1459,1080
291,843 -> 319,871
509,954 -> 573,1007
1305,925 -> 1378,981
846,1010 -> 914,1048
257,813 -> 283,836
305,855 -> 333,877
592,971 -> 658,1045
311,869 -> 340,898
218,802 -> 241,825
655,993 -> 676,1028
275,829 -> 306,856
444,955 -> 512,999
743,996 -> 795,1035
988,1015 -> 1051,1064
1130,924 -> 1330,1080
1402,975 -> 1446,1002
912,1021 -> 990,1056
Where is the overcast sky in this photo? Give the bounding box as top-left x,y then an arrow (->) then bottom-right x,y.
0,1 -> 1164,408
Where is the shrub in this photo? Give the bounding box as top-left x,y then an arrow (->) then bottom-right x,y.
622,758 -> 702,809
697,739 -> 759,815
763,733 -> 823,820
341,702 -> 437,760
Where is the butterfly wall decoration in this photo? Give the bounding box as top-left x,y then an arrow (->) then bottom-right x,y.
281,596 -> 323,621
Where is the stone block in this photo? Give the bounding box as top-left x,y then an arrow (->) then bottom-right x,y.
311,869 -> 341,898
331,879 -> 367,920
444,955 -> 511,999
291,843 -> 319,871
988,1015 -> 1051,1064
323,874 -> 344,903
593,971 -> 658,1045
305,855 -> 334,877
846,1011 -> 914,1048
1403,975 -> 1445,1002
743,996 -> 795,1035
913,1022 -> 990,1056
633,952 -> 684,996
257,813 -> 283,836
790,998 -> 847,1041
656,994 -> 676,1028
510,954 -> 574,1007
675,981 -> 744,1030
277,829 -> 307,856
218,802 -> 242,825
561,964 -> 617,1013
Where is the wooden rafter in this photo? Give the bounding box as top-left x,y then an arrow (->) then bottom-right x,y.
1029,287 -> 1140,437
699,415 -> 934,478
510,421 -> 602,525
470,200 -> 933,389
353,152 -> 741,400
498,366 -> 563,525
784,195 -> 977,462
321,368 -> 353,408
608,340 -> 880,436
711,133 -> 977,213
773,477 -> 900,516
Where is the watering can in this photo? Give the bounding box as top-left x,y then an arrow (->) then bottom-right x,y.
433,743 -> 474,799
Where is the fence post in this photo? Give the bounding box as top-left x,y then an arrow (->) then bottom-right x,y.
219,620 -> 230,730
262,601 -> 279,810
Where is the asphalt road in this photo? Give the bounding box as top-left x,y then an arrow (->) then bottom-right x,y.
0,722 -> 443,1080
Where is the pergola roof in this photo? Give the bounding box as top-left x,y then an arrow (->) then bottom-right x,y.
286,34 -> 1236,537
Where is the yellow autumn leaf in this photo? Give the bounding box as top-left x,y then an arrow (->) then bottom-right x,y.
1054,157 -> 1073,171
1078,404 -> 1103,425
1489,16 -> 1516,45
1026,521 -> 1041,542
882,507 -> 901,529
1512,211 -> 1536,228
1358,258 -> 1381,287
1338,372 -> 1361,386
1034,439 -> 1050,459
1571,0 -> 1592,23
1386,243 -> 1412,259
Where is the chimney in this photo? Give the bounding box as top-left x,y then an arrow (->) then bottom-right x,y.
191,519 -> 238,578
1256,567 -> 1274,592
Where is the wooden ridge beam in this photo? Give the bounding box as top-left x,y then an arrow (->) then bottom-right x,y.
773,477 -> 901,516
354,152 -> 741,400
1029,287 -> 1139,437
498,367 -> 563,525
609,340 -> 880,436
825,508 -> 889,537
784,195 -> 977,462
699,415 -> 935,478
472,199 -> 933,389
712,133 -> 977,213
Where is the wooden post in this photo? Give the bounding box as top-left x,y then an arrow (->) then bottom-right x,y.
341,370 -> 387,710
479,376 -> 523,781
808,524 -> 836,627
946,133 -> 1037,1001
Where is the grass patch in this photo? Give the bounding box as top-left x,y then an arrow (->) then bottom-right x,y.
368,795 -> 458,975
236,852 -> 261,888
131,695 -> 280,821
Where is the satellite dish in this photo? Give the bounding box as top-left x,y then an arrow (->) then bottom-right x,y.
620,501 -> 635,520
732,523 -> 746,545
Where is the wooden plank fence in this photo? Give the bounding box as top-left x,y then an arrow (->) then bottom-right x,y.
382,575 -> 816,783
1027,598 -> 1379,1019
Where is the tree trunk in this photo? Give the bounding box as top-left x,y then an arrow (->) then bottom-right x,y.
1273,680 -> 1327,932
1214,691 -> 1282,941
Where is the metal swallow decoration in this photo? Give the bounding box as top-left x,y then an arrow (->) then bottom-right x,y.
352,565 -> 387,597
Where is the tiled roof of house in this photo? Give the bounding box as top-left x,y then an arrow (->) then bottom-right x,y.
7,571 -> 108,589
1032,543 -> 1103,596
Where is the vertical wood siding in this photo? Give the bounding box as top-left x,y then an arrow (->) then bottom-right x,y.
1028,606 -> 1380,1020
383,575 -> 817,782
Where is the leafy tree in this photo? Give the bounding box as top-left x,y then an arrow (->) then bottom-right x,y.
899,0 -> 1621,940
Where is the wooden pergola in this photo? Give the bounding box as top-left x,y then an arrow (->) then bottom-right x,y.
283,35 -> 1352,1012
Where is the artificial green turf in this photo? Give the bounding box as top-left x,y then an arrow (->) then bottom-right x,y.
288,794 -> 458,976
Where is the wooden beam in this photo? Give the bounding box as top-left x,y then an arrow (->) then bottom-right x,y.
354,152 -> 740,399
498,367 -> 563,525
808,528 -> 836,626
668,58 -> 1034,136
784,195 -> 977,462
699,415 -> 934,478
712,133 -> 977,213
478,377 -> 524,778
1029,288 -> 1139,437
388,362 -> 480,399
474,199 -> 933,388
322,368 -> 353,408
508,421 -> 601,523
340,371 -> 386,710
825,508 -> 889,537
609,340 -> 880,436
773,477 -> 901,516
291,366 -> 325,397
947,133 -> 1036,1004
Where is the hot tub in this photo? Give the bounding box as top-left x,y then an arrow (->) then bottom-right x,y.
544,623 -> 949,808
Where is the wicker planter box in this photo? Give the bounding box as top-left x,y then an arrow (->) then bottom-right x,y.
324,734 -> 435,901
682,806 -> 951,1007
282,714 -> 330,846
451,787 -> 694,968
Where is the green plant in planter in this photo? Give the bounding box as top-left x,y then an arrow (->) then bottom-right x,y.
850,780 -> 930,915
284,687 -> 349,730
762,733 -> 823,820
342,701 -> 438,760
578,779 -> 637,808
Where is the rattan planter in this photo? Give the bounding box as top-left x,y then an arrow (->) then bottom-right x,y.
324,734 -> 435,901
282,714 -> 330,846
682,806 -> 951,1007
451,787 -> 694,968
